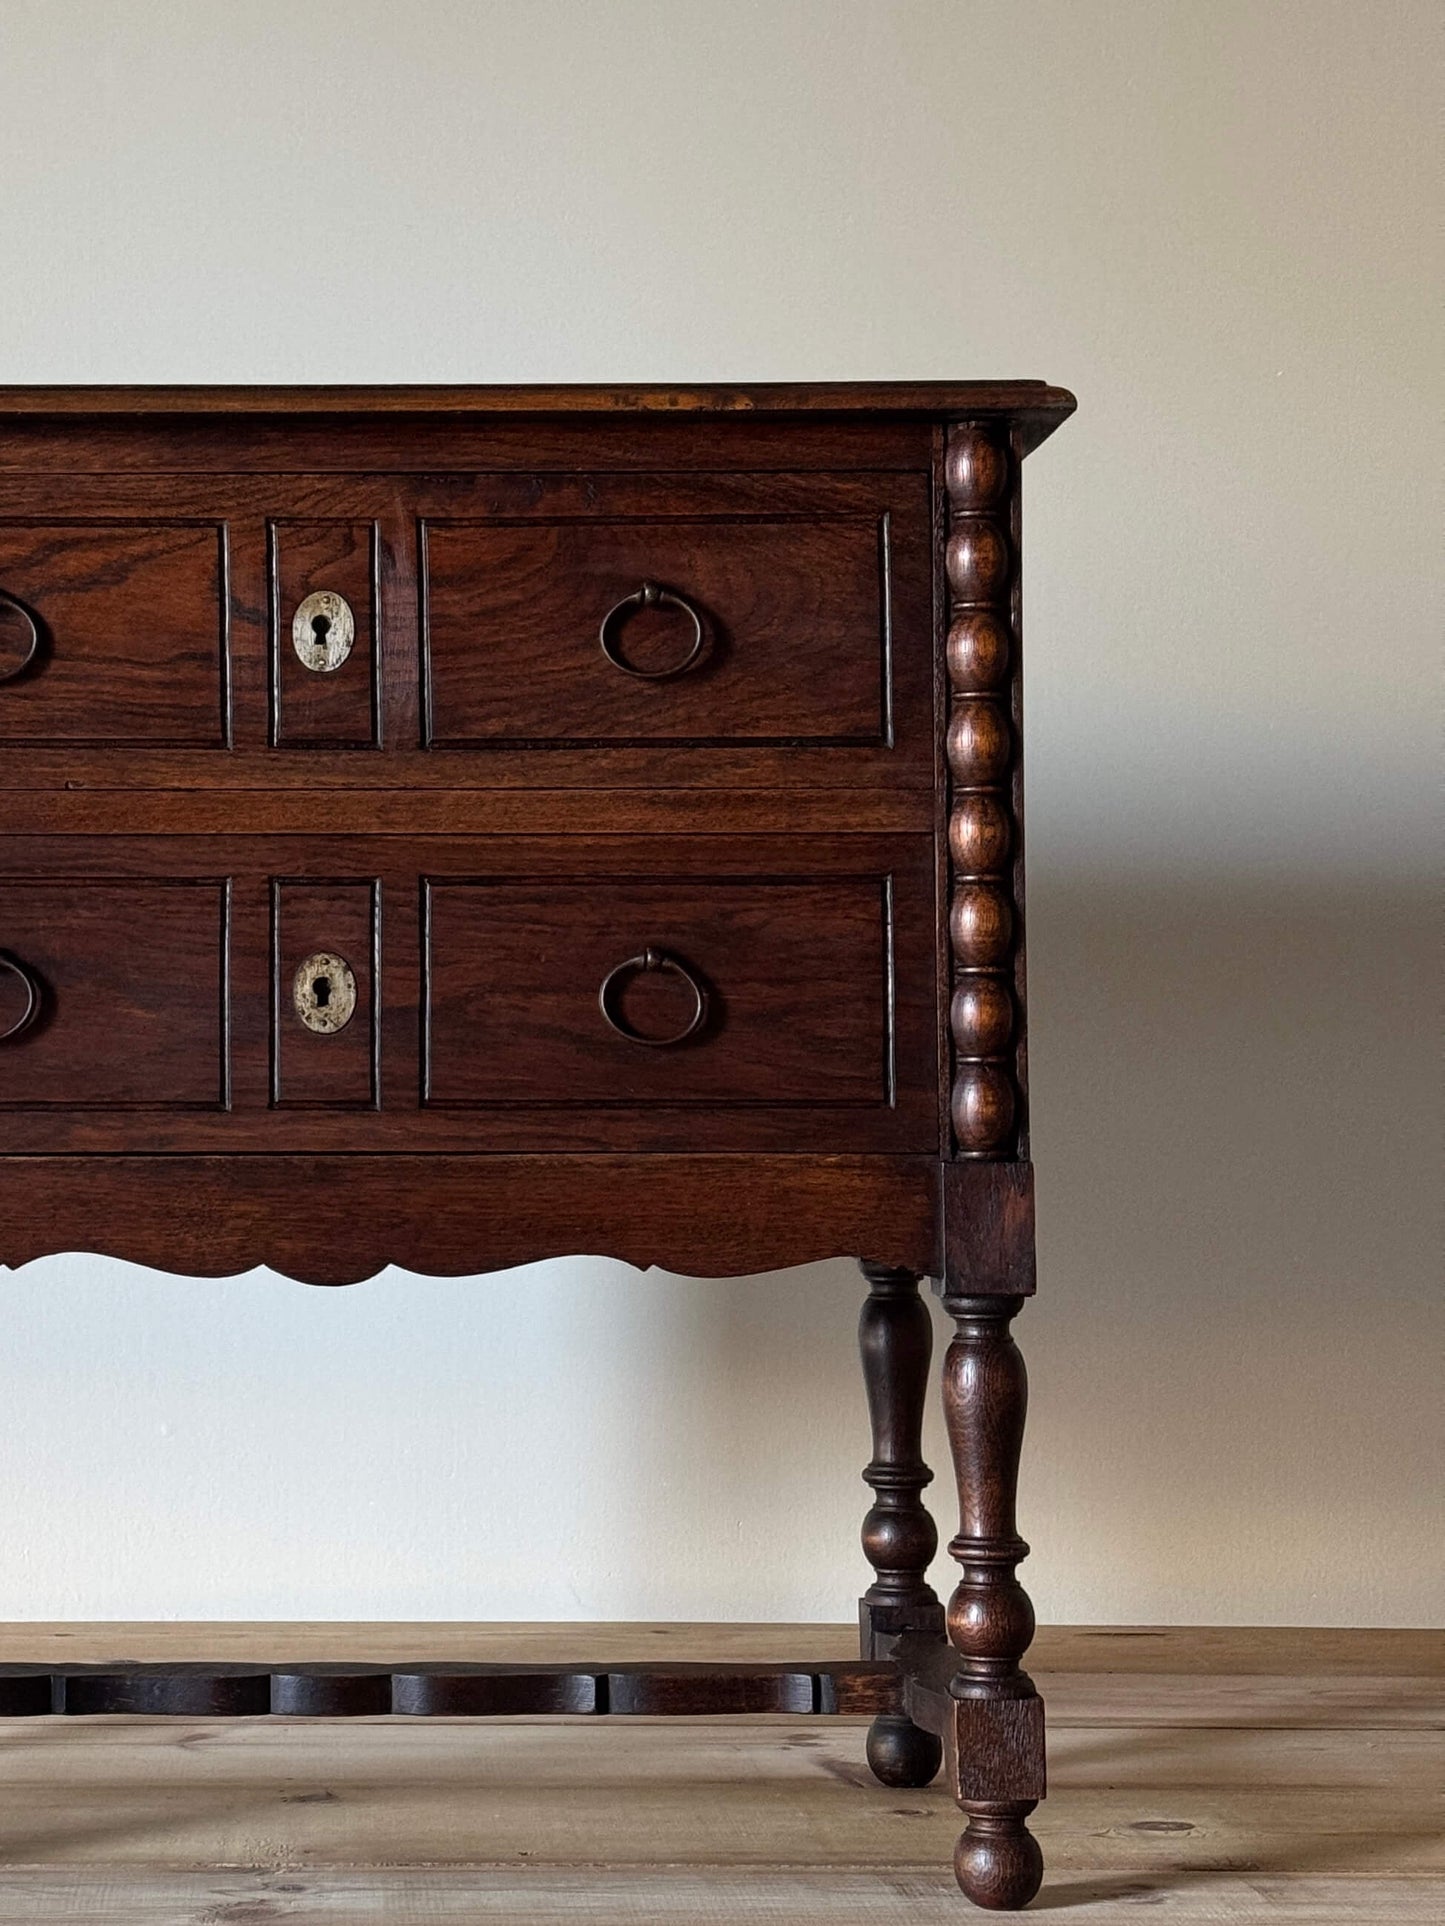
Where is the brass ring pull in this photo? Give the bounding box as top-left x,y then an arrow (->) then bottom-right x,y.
0,590 -> 40,685
0,953 -> 41,1043
598,581 -> 706,680
598,946 -> 708,1047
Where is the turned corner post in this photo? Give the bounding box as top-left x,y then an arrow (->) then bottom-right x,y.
940,1292 -> 1043,1909
857,1260 -> 945,1788
939,418 -> 1044,1908
857,1262 -> 945,1651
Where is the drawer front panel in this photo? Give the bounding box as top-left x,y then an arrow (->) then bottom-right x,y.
270,519 -> 378,749
271,879 -> 379,1108
0,523 -> 228,745
0,468 -> 931,787
423,878 -> 893,1108
419,485 -> 912,749
0,835 -> 937,1154
0,880 -> 228,1107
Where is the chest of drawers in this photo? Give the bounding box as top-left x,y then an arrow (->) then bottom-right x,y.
0,381 -> 1073,1911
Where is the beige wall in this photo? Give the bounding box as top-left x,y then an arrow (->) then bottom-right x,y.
0,1 -> 1437,1625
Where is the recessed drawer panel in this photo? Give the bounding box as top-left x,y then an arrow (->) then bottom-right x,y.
420,499 -> 898,748
0,523 -> 229,745
423,878 -> 894,1109
0,881 -> 228,1107
271,878 -> 378,1108
269,519 -> 378,749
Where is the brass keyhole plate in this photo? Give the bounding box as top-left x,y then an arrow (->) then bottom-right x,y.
293,952 -> 358,1034
292,590 -> 356,673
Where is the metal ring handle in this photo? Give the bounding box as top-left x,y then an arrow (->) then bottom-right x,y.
0,953 -> 41,1043
598,946 -> 708,1047
0,590 -> 40,685
598,581 -> 706,680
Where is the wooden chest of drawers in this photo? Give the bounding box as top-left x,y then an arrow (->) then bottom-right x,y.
0,381 -> 1073,1911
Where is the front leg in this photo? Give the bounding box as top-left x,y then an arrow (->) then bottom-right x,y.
940,1293 -> 1044,1910
857,1260 -> 945,1787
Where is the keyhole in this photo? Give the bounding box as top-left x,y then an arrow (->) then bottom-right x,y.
310,612 -> 332,651
312,974 -> 332,1008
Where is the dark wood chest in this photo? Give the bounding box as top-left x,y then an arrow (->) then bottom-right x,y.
0,381 -> 1074,1911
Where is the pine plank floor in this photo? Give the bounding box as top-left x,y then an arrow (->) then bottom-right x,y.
0,1624 -> 1437,1922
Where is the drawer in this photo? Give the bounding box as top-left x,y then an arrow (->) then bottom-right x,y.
417,472 -> 928,750
0,835 -> 938,1154
0,879 -> 228,1107
0,522 -> 229,745
0,469 -> 930,784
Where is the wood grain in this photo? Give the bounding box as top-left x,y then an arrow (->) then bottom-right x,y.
0,523 -> 227,748
0,1155 -> 941,1285
271,880 -> 377,1110
0,832 -> 941,1157
0,1621 -> 1433,1673
0,1716 -> 1435,1872
0,379 -> 1077,444
0,466 -> 936,790
0,787 -> 934,838
270,518 -> 377,749
423,877 -> 900,1112
419,482 -> 917,749
0,1871 -> 1435,1924
0,880 -> 227,1109
0,1625 -> 1433,1918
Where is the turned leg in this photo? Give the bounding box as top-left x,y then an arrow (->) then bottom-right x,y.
857,1260 -> 945,1788
941,1293 -> 1044,1910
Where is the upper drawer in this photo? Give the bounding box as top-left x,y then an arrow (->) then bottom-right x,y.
420,489 -> 900,749
0,522 -> 228,746
0,469 -> 933,791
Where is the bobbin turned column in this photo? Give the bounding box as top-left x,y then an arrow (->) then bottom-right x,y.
938,421 -> 1044,1908
857,1261 -> 945,1788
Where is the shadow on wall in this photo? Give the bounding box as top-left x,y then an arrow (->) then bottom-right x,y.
673,869 -> 1441,1627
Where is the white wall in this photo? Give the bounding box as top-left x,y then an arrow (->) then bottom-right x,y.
0,0 -> 1437,1626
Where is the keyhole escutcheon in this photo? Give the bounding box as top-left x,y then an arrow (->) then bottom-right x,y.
292,590 -> 355,673
293,952 -> 357,1034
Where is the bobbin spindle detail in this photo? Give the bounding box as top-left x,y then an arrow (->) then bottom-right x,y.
944,422 -> 1022,1159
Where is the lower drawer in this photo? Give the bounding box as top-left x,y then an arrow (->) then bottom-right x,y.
0,880 -> 228,1107
0,836 -> 939,1155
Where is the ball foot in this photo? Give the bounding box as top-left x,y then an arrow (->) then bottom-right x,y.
864,1711 -> 943,1788
954,1809 -> 1043,1910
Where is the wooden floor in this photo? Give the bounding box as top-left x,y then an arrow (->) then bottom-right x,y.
0,1624 -> 1438,1922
